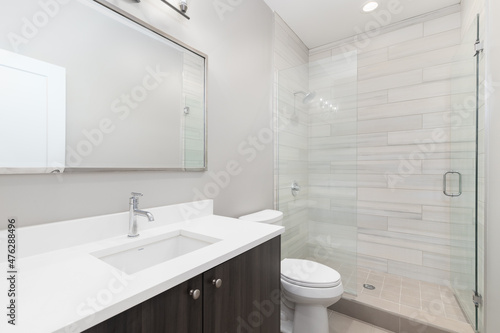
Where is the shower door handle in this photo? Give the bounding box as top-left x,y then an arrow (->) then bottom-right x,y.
443,171 -> 462,197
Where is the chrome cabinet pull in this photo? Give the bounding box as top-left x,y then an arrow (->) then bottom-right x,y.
189,289 -> 201,300
212,278 -> 222,288
443,171 -> 462,197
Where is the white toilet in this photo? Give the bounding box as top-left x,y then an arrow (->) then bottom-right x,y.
239,210 -> 343,333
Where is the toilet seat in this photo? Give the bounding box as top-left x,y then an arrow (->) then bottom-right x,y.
281,258 -> 341,288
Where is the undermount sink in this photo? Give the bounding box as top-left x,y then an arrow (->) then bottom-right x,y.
92,230 -> 220,275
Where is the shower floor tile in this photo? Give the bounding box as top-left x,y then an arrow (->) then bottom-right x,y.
349,268 -> 475,333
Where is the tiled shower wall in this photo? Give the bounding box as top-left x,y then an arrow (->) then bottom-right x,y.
306,51 -> 358,293
309,7 -> 476,285
273,14 -> 310,260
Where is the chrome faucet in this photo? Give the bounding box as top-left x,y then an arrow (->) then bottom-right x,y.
128,192 -> 155,237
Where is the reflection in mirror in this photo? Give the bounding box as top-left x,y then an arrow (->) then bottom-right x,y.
0,0 -> 206,173
0,49 -> 66,174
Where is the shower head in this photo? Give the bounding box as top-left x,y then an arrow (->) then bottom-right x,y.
294,91 -> 316,104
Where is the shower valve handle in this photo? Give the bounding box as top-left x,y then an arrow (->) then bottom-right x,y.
291,182 -> 301,196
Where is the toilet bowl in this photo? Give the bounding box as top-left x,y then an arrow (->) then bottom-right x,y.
280,258 -> 343,333
239,210 -> 344,333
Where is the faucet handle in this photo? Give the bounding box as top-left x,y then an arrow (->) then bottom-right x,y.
130,192 -> 143,204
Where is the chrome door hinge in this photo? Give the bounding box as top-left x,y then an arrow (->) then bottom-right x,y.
474,40 -> 484,56
473,291 -> 483,307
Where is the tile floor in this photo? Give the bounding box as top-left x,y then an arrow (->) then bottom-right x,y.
329,310 -> 392,333
348,268 -> 475,333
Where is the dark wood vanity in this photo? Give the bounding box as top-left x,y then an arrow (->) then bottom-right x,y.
83,237 -> 280,333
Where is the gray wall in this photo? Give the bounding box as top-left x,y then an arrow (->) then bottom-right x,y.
0,0 -> 275,228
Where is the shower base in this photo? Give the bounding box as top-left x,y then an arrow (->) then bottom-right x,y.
330,267 -> 475,333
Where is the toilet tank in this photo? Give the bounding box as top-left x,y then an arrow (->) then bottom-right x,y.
239,209 -> 283,226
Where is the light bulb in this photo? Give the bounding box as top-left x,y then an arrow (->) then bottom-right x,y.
362,1 -> 378,13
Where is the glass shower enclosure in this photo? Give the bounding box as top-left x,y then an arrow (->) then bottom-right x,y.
276,15 -> 482,332
449,14 -> 484,331
277,50 -> 358,295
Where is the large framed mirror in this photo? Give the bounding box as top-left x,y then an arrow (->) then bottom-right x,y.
0,0 -> 207,173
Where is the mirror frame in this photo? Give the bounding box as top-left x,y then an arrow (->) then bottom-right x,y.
63,0 -> 208,173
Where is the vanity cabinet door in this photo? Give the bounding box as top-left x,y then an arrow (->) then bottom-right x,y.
203,236 -> 281,333
83,275 -> 202,333
81,303 -> 142,333
142,274 -> 203,333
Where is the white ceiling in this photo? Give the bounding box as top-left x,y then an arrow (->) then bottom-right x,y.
262,0 -> 461,49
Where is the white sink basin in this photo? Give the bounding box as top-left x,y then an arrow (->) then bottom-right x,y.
92,230 -> 220,275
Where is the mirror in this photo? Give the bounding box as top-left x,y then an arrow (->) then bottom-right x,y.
0,0 -> 206,173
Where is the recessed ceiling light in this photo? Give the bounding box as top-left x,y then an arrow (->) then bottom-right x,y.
362,1 -> 379,12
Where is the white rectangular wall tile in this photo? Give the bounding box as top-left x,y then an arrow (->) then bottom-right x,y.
423,60 -> 475,82
357,90 -> 388,108
388,29 -> 461,60
358,240 -> 423,265
358,95 -> 452,120
358,45 -> 462,81
358,24 -> 423,54
357,114 -> 422,134
388,77 -> 474,103
424,12 -> 461,36
388,218 -> 450,239
387,128 -> 451,146
358,47 -> 388,68
357,214 -> 388,230
358,188 -> 451,206
309,124 -> 331,137
358,232 -> 451,256
357,69 -> 423,94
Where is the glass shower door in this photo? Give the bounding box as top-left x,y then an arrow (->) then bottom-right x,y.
277,50 -> 358,296
449,14 -> 481,331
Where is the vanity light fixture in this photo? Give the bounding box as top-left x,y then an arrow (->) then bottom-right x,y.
159,0 -> 190,19
362,1 -> 379,13
134,0 -> 190,20
179,0 -> 188,13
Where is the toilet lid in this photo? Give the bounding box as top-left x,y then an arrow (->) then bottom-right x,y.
281,258 -> 341,288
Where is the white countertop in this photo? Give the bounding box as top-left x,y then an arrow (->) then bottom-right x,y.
0,201 -> 284,333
